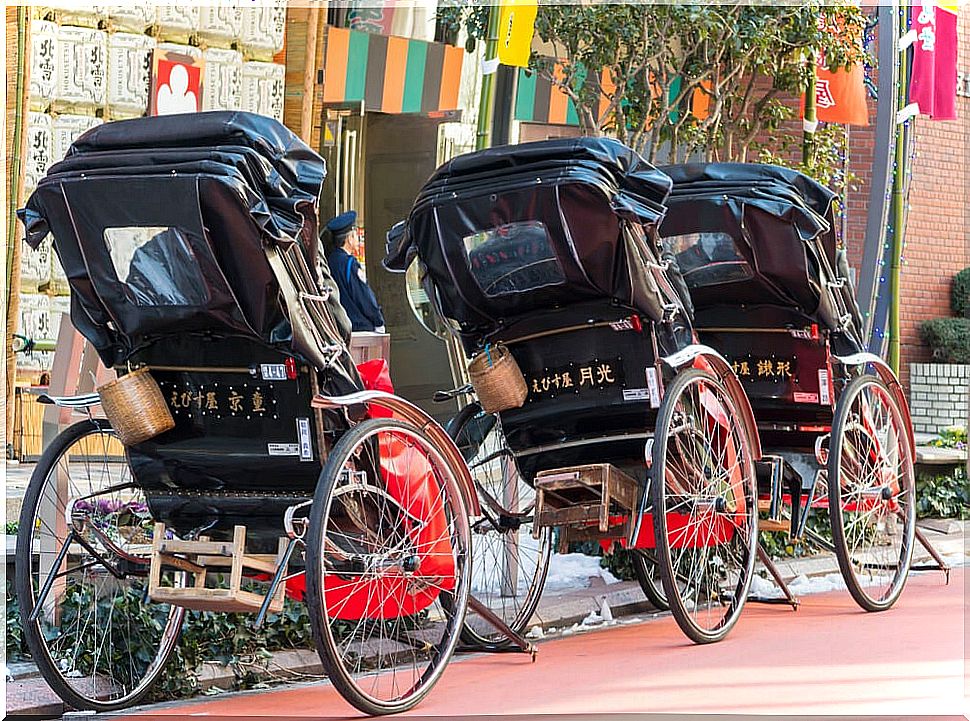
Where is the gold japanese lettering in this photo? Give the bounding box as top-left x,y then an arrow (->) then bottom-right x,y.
738,361 -> 750,376
169,389 -> 182,408
579,367 -> 594,386
757,360 -> 774,377
205,392 -> 219,410
541,376 -> 550,392
252,389 -> 266,413
596,363 -> 615,385
228,390 -> 243,413
775,360 -> 792,377
532,378 -> 541,394
560,372 -> 573,388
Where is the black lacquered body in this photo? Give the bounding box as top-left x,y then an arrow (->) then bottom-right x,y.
126,335 -> 331,544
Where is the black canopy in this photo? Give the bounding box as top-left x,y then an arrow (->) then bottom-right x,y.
19,111 -> 352,368
659,162 -> 863,349
386,137 -> 683,343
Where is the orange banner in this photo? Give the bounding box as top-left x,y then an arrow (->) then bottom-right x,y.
813,62 -> 869,126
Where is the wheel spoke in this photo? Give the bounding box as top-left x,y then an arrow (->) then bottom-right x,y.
309,419 -> 471,714
652,370 -> 757,643
830,376 -> 915,611
17,422 -> 184,711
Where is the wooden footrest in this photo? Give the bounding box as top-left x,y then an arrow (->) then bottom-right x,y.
149,524 -> 288,614
534,464 -> 640,543
757,499 -> 791,532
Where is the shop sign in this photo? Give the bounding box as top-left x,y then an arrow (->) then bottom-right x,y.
150,48 -> 204,115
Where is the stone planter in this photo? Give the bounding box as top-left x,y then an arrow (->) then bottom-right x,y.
909,363 -> 970,435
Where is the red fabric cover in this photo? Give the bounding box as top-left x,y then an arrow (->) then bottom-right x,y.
279,430 -> 456,619
323,431 -> 456,619
357,358 -> 394,418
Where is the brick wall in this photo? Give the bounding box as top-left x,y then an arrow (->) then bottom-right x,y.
894,4 -> 970,390
909,363 -> 970,434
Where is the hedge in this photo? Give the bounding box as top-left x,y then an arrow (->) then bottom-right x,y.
919,317 -> 970,364
952,267 -> 970,318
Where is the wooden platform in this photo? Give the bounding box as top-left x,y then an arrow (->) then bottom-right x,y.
149,524 -> 288,614
534,464 -> 640,549
757,499 -> 791,533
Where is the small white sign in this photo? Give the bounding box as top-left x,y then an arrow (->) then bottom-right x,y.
260,363 -> 287,381
297,418 -> 313,462
267,443 -> 300,456
623,388 -> 649,402
818,369 -> 831,406
645,367 -> 662,408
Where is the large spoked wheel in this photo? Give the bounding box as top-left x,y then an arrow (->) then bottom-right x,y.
305,418 -> 471,715
15,419 -> 184,711
447,403 -> 551,647
651,368 -> 758,644
631,550 -> 668,611
829,374 -> 916,612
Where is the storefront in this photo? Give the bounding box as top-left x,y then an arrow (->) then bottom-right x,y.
313,23 -> 481,416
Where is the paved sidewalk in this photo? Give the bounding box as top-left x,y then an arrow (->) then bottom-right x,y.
6,524 -> 965,717
109,567 -> 970,718
6,453 -> 966,717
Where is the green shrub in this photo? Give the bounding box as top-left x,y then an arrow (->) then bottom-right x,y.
6,580 -> 28,662
919,317 -> 970,363
952,267 -> 970,317
916,467 -> 969,520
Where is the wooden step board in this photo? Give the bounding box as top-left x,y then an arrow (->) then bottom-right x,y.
757,499 -> 791,533
534,464 -> 640,548
148,524 -> 288,614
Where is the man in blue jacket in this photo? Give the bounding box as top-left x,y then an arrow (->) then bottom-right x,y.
323,211 -> 385,333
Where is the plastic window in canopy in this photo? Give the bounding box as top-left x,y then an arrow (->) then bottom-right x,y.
462,220 -> 565,298
661,231 -> 753,289
103,226 -> 210,307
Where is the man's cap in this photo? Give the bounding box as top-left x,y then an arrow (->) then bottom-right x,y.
326,210 -> 357,233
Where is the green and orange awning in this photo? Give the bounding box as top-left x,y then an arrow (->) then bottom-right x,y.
514,65 -> 580,126
515,65 -> 713,128
323,26 -> 464,114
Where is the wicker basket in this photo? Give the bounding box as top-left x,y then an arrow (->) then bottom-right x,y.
468,344 -> 528,414
97,367 -> 175,445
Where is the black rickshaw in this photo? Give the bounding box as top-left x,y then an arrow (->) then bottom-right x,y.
658,162 -> 923,612
386,137 -> 765,648
16,112 -> 491,716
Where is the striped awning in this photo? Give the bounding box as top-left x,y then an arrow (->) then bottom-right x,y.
323,26 -> 464,114
514,66 -> 580,126
515,65 -> 711,128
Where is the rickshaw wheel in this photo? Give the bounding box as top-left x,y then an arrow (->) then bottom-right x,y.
305,418 -> 471,715
15,419 -> 185,711
446,402 -> 551,647
650,368 -> 758,644
828,374 -> 916,612
631,550 -> 668,611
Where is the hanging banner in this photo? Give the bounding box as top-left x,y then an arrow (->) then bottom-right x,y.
813,62 -> 869,125
800,9 -> 869,127
497,0 -> 538,68
910,1 -> 959,120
